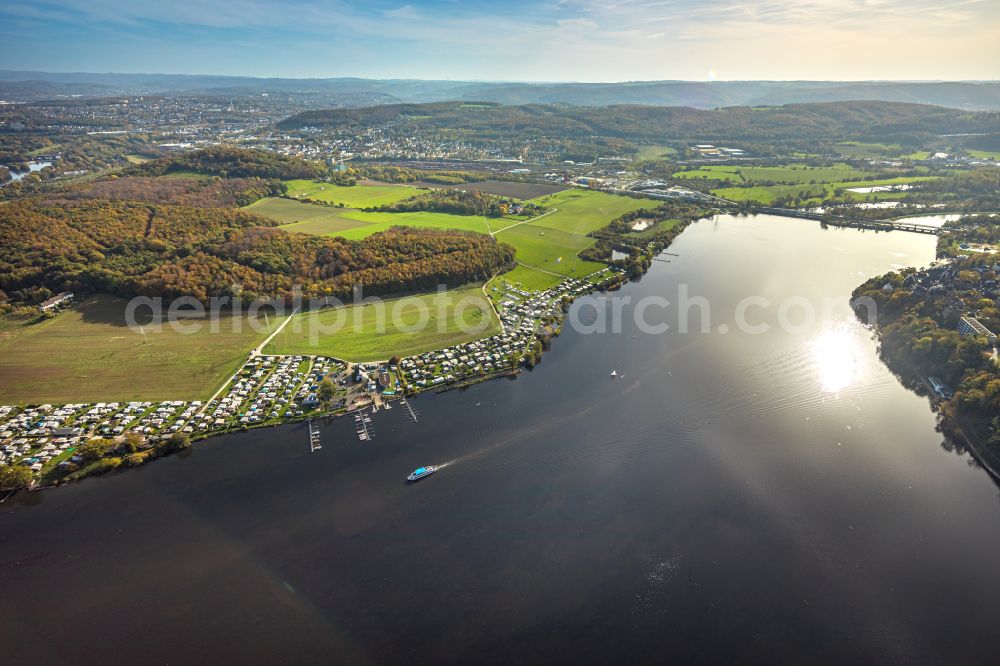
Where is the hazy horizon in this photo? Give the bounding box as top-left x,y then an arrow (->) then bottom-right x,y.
2,69 -> 998,85
2,1 -> 998,82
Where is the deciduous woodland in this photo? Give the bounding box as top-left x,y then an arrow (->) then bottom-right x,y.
132,146 -> 329,180
853,215 -> 1000,464
0,199 -> 514,305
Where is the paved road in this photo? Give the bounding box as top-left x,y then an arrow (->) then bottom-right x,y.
254,306 -> 301,355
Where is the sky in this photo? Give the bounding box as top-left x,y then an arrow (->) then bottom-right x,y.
1,0 -> 998,81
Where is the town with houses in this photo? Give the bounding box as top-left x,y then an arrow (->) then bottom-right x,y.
0,270 -> 615,486
6,91 -> 999,193
884,256 -> 1000,399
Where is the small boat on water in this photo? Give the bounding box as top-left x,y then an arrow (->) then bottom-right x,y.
407,465 -> 437,482
610,370 -> 617,377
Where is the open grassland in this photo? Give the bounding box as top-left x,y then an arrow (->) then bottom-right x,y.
0,295 -> 278,404
280,217 -> 372,235
265,284 -> 499,361
712,176 -> 941,205
258,186 -> 638,291
245,198 -> 491,238
495,224 -> 603,279
489,266 -> 564,292
636,145 -> 677,161
332,210 -> 493,239
672,166 -> 745,183
673,163 -> 873,184
967,149 -> 999,160
489,189 -> 646,283
833,141 -> 903,158
487,215 -> 532,233
284,179 -> 424,207
439,180 -> 568,200
529,189 -> 650,236
245,197 -> 372,234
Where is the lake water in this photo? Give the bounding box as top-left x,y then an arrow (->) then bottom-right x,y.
4,214 -> 1000,664
896,213 -> 963,228
4,160 -> 52,183
847,184 -> 913,194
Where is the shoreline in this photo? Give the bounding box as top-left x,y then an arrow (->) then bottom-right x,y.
1,267 -> 616,493
860,323 -> 1000,483
7,208 -> 972,493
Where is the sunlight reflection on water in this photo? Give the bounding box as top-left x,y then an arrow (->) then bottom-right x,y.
811,323 -> 866,393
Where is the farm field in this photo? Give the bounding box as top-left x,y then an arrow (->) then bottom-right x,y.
245,198 -> 491,238
712,176 -> 941,205
439,180 -> 568,200
284,179 -> 425,207
280,217 -> 372,235
265,284 -> 499,361
256,187 -> 644,292
245,197 -> 372,234
967,149 -> 999,160
332,210 -> 493,239
487,189 -> 649,284
494,224 -> 603,279
635,145 -> 677,161
489,266 -> 563,292
528,189 -> 651,236
833,141 -> 903,158
673,163 -> 873,184
0,295 -> 278,404
487,215 -> 532,233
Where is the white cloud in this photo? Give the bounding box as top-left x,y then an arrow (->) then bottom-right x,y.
2,0 -> 998,80
557,17 -> 599,29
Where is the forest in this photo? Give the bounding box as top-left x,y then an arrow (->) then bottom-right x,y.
370,189 -> 508,216
0,199 -> 515,308
134,146 -> 330,180
278,100 -> 1000,149
351,164 -> 488,185
0,149 -> 515,310
47,174 -> 285,208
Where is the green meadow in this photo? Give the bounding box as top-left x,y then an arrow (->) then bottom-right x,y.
833,141 -> 903,158
486,189 -> 646,282
967,149 -> 999,160
673,163 -> 874,184
264,284 -> 499,361
635,145 -> 677,161
491,265 -> 562,291
245,197 -> 491,238
253,186 -> 652,297
245,197 -> 371,234
712,176 -> 941,205
330,210 -> 493,239
284,179 -> 425,207
0,295 -> 277,404
528,189 -> 651,236
494,224 -> 603,280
